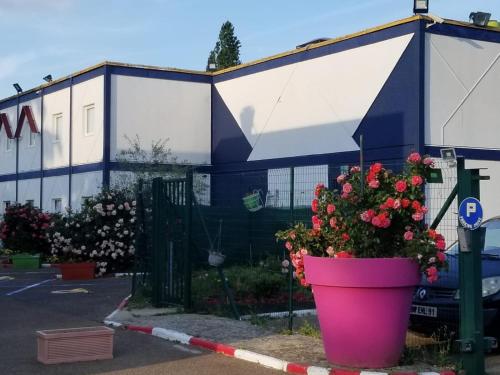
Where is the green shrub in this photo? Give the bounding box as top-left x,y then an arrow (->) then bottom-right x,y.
0,204 -> 52,256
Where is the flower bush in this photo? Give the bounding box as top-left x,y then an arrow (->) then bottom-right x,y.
48,189 -> 136,276
0,204 -> 52,256
276,153 -> 446,286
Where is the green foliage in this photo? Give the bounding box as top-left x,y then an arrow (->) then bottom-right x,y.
206,21 -> 241,71
113,135 -> 187,192
128,284 -> 153,310
48,189 -> 136,275
297,320 -> 321,338
0,204 -> 52,256
191,258 -> 292,315
400,328 -> 457,369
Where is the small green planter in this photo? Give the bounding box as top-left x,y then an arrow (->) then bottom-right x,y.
12,253 -> 41,269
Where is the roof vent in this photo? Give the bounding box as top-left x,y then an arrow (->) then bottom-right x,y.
296,38 -> 330,49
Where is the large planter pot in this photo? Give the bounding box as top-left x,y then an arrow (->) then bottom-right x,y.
304,256 -> 420,368
37,326 -> 114,364
12,253 -> 40,269
59,262 -> 96,280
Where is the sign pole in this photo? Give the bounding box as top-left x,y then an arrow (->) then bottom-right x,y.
456,156 -> 488,374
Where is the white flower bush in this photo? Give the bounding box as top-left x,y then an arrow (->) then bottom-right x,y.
48,189 -> 136,276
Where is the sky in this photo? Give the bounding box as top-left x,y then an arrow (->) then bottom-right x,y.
0,0 -> 499,99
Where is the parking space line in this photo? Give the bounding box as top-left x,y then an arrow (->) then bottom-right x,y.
6,279 -> 53,296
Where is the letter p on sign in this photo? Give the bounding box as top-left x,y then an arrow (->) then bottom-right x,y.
467,202 -> 476,217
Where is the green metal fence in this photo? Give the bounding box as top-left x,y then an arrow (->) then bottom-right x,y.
132,157 -> 490,371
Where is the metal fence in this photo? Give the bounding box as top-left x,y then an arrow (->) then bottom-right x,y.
132,159 -> 462,344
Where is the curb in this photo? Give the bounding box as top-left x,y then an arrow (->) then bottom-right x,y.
103,298 -> 456,375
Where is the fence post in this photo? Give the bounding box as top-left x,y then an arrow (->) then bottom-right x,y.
183,169 -> 193,310
288,167 -> 295,332
456,156 -> 486,374
151,177 -> 165,307
132,179 -> 144,296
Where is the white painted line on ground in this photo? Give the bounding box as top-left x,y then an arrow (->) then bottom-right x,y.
418,373 -> 440,375
152,328 -> 192,345
307,366 -> 331,375
172,344 -> 203,354
5,279 -> 52,296
361,371 -> 389,375
104,320 -> 123,328
0,276 -> 14,281
51,288 -> 89,294
234,349 -> 288,371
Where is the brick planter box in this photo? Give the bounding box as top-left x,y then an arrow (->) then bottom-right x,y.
37,326 -> 114,364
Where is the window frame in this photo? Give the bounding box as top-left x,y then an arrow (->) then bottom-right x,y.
53,198 -> 62,213
28,130 -> 36,148
83,104 -> 95,136
5,137 -> 13,152
53,113 -> 63,143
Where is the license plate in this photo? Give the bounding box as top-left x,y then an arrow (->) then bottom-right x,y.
411,304 -> 437,318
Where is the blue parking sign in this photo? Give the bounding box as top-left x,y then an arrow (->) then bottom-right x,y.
458,197 -> 483,230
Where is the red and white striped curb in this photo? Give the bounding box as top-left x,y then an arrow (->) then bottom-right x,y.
103,297 -> 455,375
104,321 -> 456,375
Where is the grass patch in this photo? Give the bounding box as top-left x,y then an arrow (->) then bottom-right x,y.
297,320 -> 321,339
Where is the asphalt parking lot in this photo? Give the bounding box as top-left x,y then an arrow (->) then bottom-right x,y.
0,268 -> 280,375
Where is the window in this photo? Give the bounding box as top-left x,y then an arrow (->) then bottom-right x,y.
83,104 -> 95,136
6,137 -> 12,152
29,131 -> 36,147
81,196 -> 92,204
53,198 -> 62,213
26,200 -> 34,206
3,201 -> 10,212
53,114 -> 63,142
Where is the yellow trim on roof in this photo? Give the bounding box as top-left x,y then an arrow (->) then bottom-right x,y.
213,15 -> 424,76
0,61 -> 209,105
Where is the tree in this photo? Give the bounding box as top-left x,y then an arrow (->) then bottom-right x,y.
206,21 -> 241,71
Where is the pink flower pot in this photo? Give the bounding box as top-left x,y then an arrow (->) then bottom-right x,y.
304,256 -> 420,368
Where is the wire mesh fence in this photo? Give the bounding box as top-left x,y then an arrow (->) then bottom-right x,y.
132,159 -> 461,344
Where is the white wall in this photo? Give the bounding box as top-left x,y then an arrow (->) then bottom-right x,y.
425,33 -> 500,148
43,87 -> 70,169
110,75 -> 211,164
18,178 -> 40,207
71,171 -> 102,209
18,98 -> 42,173
0,106 -> 17,175
0,181 -> 16,214
466,160 -> 500,221
43,175 -> 69,212
215,33 -> 414,161
72,76 -> 104,165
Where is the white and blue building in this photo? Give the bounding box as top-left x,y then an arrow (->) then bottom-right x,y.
1,15 -> 500,220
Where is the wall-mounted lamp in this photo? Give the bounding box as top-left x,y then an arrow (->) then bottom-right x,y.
470,12 -> 491,27
13,83 -> 22,94
43,74 -> 53,83
414,0 -> 429,14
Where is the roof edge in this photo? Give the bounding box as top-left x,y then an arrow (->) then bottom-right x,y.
212,15 -> 424,76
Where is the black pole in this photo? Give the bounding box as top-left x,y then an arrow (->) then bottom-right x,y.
359,134 -> 364,197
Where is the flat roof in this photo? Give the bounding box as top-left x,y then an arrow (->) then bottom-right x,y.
1,15 -> 499,104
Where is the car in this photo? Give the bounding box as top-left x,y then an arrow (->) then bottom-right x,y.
410,216 -> 500,338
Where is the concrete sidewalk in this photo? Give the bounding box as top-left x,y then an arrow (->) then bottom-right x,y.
108,307 -> 462,374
